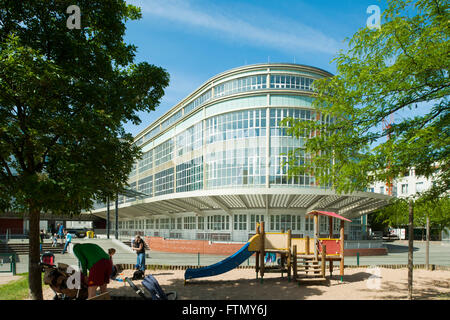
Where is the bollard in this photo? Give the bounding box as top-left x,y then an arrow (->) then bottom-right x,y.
357,252 -> 360,266
12,254 -> 16,275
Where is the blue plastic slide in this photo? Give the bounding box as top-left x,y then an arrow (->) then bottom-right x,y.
184,242 -> 254,280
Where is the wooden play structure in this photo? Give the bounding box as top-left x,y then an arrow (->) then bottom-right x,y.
253,210 -> 351,284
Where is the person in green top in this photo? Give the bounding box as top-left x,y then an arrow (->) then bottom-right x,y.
73,243 -> 113,299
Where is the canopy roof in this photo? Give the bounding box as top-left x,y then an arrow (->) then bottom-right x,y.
307,210 -> 352,222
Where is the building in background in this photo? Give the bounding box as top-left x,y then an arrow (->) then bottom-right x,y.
89,63 -> 391,242
369,167 -> 448,240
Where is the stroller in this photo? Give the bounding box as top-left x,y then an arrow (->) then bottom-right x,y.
41,260 -> 89,300
125,274 -> 177,300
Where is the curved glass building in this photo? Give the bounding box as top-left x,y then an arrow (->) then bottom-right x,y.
91,63 -> 390,242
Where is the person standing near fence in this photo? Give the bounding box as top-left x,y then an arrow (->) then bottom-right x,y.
58,223 -> 65,245
132,235 -> 146,272
61,230 -> 72,254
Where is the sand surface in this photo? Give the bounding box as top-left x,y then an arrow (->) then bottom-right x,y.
40,267 -> 450,300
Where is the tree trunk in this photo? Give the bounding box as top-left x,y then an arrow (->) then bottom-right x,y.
28,205 -> 43,300
408,199 -> 414,300
426,214 -> 430,270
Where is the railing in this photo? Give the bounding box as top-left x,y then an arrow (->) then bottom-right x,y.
0,229 -> 28,242
0,253 -> 16,275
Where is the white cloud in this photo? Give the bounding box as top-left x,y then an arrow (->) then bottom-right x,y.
129,0 -> 342,55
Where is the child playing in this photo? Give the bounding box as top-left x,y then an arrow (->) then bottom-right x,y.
52,233 -> 58,247
108,248 -> 117,279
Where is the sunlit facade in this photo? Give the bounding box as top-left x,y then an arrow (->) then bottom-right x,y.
91,63 -> 390,242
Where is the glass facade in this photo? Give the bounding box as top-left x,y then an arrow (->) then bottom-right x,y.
154,168 -> 174,196
214,74 -> 267,98
176,157 -> 203,193
99,64 -> 362,240
139,149 -> 153,173
154,139 -> 174,167
126,105 -> 325,198
206,108 -> 266,144
176,122 -> 202,156
205,147 -> 266,188
270,74 -> 314,91
184,90 -> 212,115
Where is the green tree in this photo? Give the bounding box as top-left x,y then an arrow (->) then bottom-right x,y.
281,0 -> 449,195
0,1 -> 169,300
370,196 -> 450,235
281,0 -> 448,300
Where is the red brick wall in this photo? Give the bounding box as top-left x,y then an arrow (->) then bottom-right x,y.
344,248 -> 388,256
144,236 -> 246,255
0,218 -> 23,233
144,236 -> 388,256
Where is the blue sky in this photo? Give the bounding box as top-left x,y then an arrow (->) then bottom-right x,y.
123,0 -> 387,136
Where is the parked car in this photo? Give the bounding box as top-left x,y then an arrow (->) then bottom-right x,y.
66,228 -> 87,238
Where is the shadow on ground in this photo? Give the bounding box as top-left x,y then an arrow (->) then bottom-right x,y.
384,244 -> 420,253
108,275 -> 326,300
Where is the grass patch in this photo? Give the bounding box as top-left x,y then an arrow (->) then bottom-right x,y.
0,273 -> 47,300
435,292 -> 450,300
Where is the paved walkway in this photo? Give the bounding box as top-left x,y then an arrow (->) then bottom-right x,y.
11,239 -> 450,274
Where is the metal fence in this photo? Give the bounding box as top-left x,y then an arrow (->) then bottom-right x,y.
0,229 -> 28,241
0,253 -> 16,275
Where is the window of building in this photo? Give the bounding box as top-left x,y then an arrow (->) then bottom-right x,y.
250,214 -> 264,231
214,75 -> 266,98
154,139 -> 174,167
183,216 -> 196,230
154,168 -> 174,196
280,215 -> 292,231
184,90 -> 212,114
401,184 -> 409,194
177,217 -> 182,230
269,75 -> 314,91
138,175 -> 153,198
270,215 -> 280,231
198,216 -> 205,230
319,215 -> 329,233
207,215 -> 229,230
234,214 -> 247,231
176,157 -> 203,193
160,218 -> 169,229
138,149 -> 153,173
295,215 -> 303,231
304,216 -> 314,232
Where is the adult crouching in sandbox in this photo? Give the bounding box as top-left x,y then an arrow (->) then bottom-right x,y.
132,235 -> 146,272
72,243 -> 113,299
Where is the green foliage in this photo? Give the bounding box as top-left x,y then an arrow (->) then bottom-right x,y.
0,273 -> 46,300
371,196 -> 450,232
0,0 -> 170,213
280,0 -> 449,196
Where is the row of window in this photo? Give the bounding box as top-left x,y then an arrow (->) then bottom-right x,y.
184,90 -> 212,115
206,108 -> 267,144
176,157 -> 203,193
205,147 -> 266,188
176,122 -> 203,157
133,108 -> 316,177
214,75 -> 267,98
269,75 -> 315,91
135,71 -> 320,149
161,110 -> 182,131
118,214 -> 344,233
154,139 -> 174,167
371,181 -> 425,195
